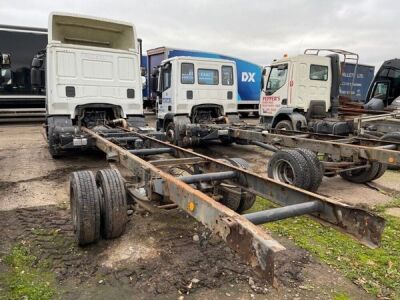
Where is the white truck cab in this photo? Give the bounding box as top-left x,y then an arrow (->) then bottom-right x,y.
31,12 -> 145,157
259,49 -> 349,133
152,56 -> 239,145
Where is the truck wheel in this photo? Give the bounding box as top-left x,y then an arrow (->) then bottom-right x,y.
70,171 -> 101,245
381,132 -> 400,170
48,131 -> 62,158
267,149 -> 310,189
372,162 -> 387,181
96,169 -> 128,239
226,157 -> 250,169
295,148 -> 323,192
215,185 -> 242,211
166,122 -> 177,144
219,158 -> 256,212
275,120 -> 293,131
240,112 -> 249,118
219,136 -> 234,145
339,162 -> 381,183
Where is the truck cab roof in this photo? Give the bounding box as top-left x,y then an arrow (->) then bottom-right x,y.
268,54 -> 330,67
162,56 -> 235,66
48,12 -> 137,51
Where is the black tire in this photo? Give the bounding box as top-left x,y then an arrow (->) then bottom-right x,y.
236,192 -> 256,213
96,169 -> 128,239
381,132 -> 400,170
166,122 -> 177,144
372,162 -> 387,181
219,158 -> 256,212
216,186 -> 242,211
339,162 -> 381,183
219,136 -> 234,145
275,120 -> 293,131
239,112 -> 249,118
48,130 -> 62,158
267,149 -> 310,189
226,157 -> 251,170
70,171 -> 101,245
295,148 -> 323,192
226,157 -> 256,211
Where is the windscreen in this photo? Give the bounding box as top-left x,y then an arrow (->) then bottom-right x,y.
266,64 -> 288,94
377,66 -> 400,102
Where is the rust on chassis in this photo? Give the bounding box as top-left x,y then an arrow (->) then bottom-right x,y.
229,128 -> 400,166
82,127 -> 285,283
129,130 -> 385,248
83,127 -> 385,283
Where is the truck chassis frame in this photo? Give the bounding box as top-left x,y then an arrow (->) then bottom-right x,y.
70,125 -> 385,284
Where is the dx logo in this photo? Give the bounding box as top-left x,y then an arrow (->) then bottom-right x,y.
241,72 -> 255,82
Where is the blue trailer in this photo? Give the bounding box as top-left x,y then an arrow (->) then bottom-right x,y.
146,47 -> 262,115
339,62 -> 375,102
141,54 -> 148,104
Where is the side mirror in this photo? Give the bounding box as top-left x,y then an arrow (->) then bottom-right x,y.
32,57 -> 43,68
31,68 -> 43,87
261,67 -> 270,93
1,53 -> 11,67
261,69 -> 266,91
141,67 -> 146,77
151,67 -> 159,77
141,76 -> 147,89
0,69 -> 12,85
151,77 -> 158,93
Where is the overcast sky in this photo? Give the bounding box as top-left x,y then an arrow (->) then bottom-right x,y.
1,0 -> 398,69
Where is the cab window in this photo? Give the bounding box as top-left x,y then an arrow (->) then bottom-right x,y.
162,63 -> 171,91
372,82 -> 389,100
310,65 -> 328,81
222,66 -> 234,85
266,64 -> 288,94
181,63 -> 194,84
198,69 -> 219,85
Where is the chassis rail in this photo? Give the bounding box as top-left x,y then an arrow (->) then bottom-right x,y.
228,128 -> 400,166
83,127 -> 385,283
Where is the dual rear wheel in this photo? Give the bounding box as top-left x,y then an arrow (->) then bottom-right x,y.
70,169 -> 127,245
268,148 -> 387,191
217,158 -> 256,212
267,148 -> 323,192
339,161 -> 387,183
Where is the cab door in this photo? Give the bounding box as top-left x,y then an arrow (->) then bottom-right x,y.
157,62 -> 173,119
260,63 -> 289,117
295,60 -> 331,111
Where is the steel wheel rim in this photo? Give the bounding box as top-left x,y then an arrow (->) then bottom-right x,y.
272,159 -> 295,184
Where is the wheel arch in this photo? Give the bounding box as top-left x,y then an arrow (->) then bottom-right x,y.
271,108 -> 307,130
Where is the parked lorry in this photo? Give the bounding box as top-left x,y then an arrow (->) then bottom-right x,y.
146,47 -> 262,116
258,49 -> 393,133
29,12 -> 145,157
0,24 -> 47,121
364,58 -> 400,111
259,49 -> 353,133
150,56 -> 239,146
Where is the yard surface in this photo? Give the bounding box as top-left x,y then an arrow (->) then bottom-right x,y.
0,121 -> 399,299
